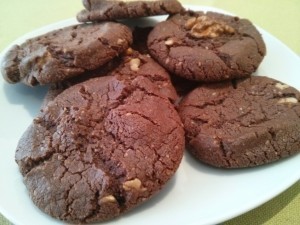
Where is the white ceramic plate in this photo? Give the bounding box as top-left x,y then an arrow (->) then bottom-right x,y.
1,5 -> 300,225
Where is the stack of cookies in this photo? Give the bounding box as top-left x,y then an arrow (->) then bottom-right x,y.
1,0 -> 300,223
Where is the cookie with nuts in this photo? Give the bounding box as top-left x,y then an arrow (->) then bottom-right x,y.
108,49 -> 179,103
178,76 -> 300,168
15,75 -> 185,223
77,0 -> 184,22
147,11 -> 266,82
1,22 -> 132,86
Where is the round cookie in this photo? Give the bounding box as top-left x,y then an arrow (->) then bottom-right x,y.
178,76 -> 300,168
147,11 -> 266,82
1,22 -> 132,86
15,75 -> 184,223
77,0 -> 184,22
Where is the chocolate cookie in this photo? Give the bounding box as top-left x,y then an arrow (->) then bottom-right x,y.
1,22 -> 132,86
53,49 -> 178,103
15,75 -> 184,223
148,11 -> 266,82
178,76 -> 300,168
77,0 -> 183,22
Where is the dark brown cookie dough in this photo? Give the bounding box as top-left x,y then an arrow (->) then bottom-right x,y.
109,49 -> 179,103
77,0 -> 184,22
148,11 -> 266,82
178,76 -> 300,168
15,74 -> 184,223
55,49 -> 178,103
1,22 -> 132,86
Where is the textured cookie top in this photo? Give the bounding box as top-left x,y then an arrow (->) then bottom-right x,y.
77,0 -> 183,22
179,76 -> 300,168
1,22 -> 132,86
109,50 -> 179,103
15,75 -> 184,223
51,49 -> 179,103
148,11 -> 266,82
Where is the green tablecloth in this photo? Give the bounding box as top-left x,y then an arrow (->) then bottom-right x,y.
0,0 -> 299,224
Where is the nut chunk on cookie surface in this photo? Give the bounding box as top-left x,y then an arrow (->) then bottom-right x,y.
15,75 -> 184,223
178,76 -> 300,168
147,11 -> 266,82
1,22 -> 132,86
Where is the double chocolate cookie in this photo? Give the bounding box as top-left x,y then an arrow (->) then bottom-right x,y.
77,0 -> 184,22
148,11 -> 266,82
178,76 -> 300,168
16,74 -> 184,223
1,22 -> 132,86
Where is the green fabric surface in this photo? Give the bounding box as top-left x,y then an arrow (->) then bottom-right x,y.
0,216 -> 10,225
0,1 -> 299,225
224,181 -> 300,225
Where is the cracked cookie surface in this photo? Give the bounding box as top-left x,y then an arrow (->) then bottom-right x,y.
15,75 -> 184,223
178,76 -> 300,168
1,22 -> 132,86
147,11 -> 266,82
77,0 -> 183,22
46,49 -> 179,104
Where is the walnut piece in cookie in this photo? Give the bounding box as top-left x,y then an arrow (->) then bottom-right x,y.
185,15 -> 235,38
